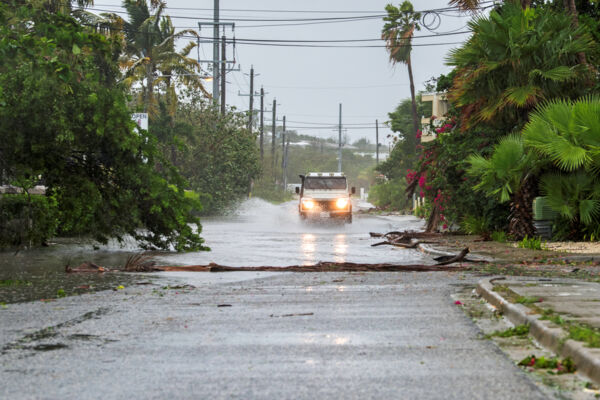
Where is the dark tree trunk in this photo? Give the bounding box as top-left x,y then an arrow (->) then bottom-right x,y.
145,63 -> 154,113
563,0 -> 588,66
425,205 -> 440,233
508,175 -> 537,240
406,55 -> 420,148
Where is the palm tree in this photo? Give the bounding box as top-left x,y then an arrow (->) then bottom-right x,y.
448,0 -> 531,10
119,0 -> 206,115
522,97 -> 600,229
539,172 -> 600,227
467,135 -> 538,239
382,1 -> 421,146
446,2 -> 593,131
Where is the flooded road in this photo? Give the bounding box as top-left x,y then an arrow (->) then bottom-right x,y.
0,199 -> 553,399
0,198 -> 426,303
156,198 -> 427,267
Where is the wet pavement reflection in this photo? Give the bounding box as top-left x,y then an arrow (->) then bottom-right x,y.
0,198 -> 426,303
155,198 -> 427,267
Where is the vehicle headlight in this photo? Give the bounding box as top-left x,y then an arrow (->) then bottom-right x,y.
336,198 -> 349,209
302,199 -> 315,210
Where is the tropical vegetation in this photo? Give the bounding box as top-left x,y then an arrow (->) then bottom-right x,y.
382,1 -> 422,149
380,0 -> 600,241
0,0 -> 261,249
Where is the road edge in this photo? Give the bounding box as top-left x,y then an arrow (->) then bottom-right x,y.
476,277 -> 600,385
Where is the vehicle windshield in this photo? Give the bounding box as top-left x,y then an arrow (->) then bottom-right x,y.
304,177 -> 347,190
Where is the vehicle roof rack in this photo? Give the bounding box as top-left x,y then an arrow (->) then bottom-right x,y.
306,172 -> 345,177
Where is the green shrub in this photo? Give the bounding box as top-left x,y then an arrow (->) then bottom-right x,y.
517,235 -> 547,250
368,179 -> 408,211
461,215 -> 490,235
252,179 -> 293,204
0,194 -> 59,248
414,205 -> 427,218
491,231 -> 507,242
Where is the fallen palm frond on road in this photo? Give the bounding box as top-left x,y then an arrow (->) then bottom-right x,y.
433,248 -> 470,265
152,261 -> 468,273
369,230 -> 442,249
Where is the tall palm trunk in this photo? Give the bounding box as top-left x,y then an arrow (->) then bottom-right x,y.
508,175 -> 537,240
145,62 -> 154,113
563,0 -> 588,66
406,54 -> 420,147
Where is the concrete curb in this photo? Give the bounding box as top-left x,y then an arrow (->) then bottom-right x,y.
418,243 -> 495,263
476,277 -> 600,385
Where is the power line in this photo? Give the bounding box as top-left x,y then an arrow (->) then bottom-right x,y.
200,31 -> 470,44
91,2 -> 494,14
284,126 -> 391,130
266,83 -> 409,89
220,40 -> 464,49
78,22 -> 468,49
86,4 -> 492,23
287,121 -> 378,126
87,8 -> 386,22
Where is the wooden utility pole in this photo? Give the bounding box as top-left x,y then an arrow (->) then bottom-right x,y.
248,66 -> 254,131
282,116 -> 286,186
376,119 -> 379,165
338,103 -> 342,172
212,0 -> 219,106
260,87 -> 264,160
284,136 -> 290,190
220,35 -> 226,115
271,98 -> 276,170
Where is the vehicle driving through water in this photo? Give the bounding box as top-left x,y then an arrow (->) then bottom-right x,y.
296,172 -> 355,223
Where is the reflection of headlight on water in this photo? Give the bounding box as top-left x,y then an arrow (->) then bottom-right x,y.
335,198 -> 349,209
302,199 -> 315,209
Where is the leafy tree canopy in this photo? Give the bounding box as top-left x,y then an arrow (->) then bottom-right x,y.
446,2 -> 595,131
0,2 -> 206,251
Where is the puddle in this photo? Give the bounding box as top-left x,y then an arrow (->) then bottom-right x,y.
0,242 -> 142,304
32,343 -> 68,351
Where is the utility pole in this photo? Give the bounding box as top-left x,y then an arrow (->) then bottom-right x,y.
248,66 -> 254,130
281,116 -> 286,186
338,103 -> 342,172
212,0 -> 219,105
260,87 -> 264,160
281,116 -> 286,168
271,98 -> 276,171
220,35 -> 226,115
376,119 -> 379,165
238,67 -> 260,132
284,135 -> 290,190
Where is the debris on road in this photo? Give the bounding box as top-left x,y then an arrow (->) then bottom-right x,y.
370,231 -> 442,249
270,312 -> 314,318
123,253 -> 156,272
434,248 -> 470,265
154,261 -> 468,273
65,262 -> 108,273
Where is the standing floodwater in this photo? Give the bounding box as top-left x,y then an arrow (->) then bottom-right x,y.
0,199 -> 426,303
154,198 -> 427,267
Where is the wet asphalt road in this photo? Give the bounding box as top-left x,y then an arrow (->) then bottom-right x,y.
0,200 -> 549,398
0,272 -> 548,399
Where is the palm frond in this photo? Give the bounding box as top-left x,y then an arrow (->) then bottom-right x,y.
529,66 -> 576,82
503,85 -> 541,107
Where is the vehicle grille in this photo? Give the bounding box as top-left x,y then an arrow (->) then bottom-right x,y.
316,200 -> 337,211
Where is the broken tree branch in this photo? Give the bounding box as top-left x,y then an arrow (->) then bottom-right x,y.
435,248 -> 470,265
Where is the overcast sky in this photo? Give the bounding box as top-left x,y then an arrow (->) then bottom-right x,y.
90,0 -> 484,146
